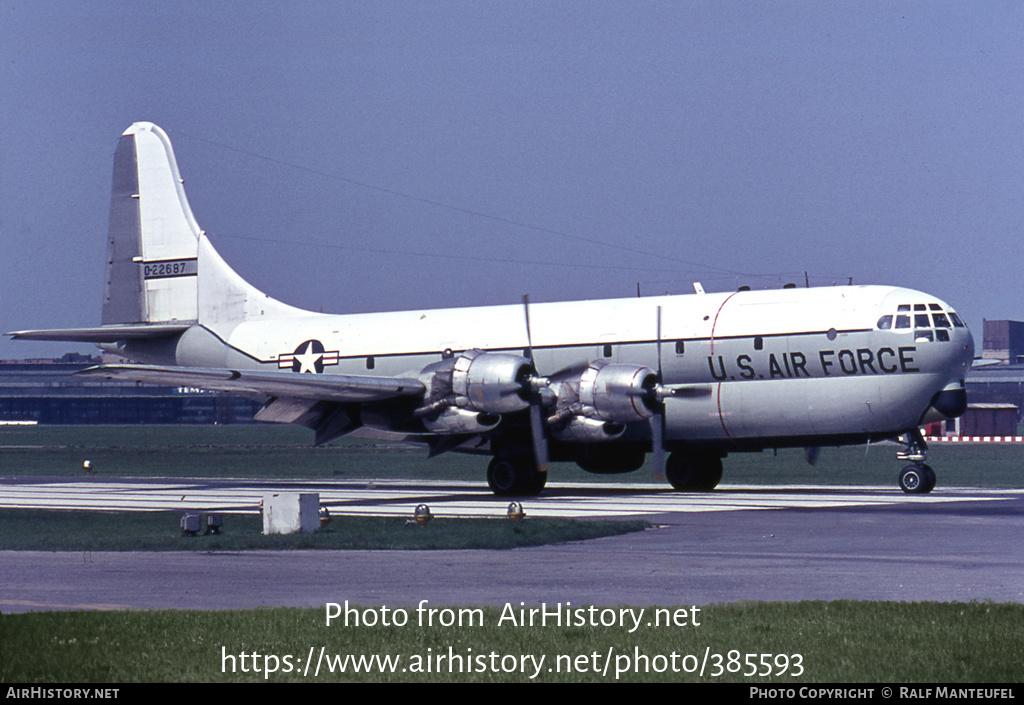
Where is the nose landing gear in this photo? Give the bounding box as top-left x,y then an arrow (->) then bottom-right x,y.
896,430 -> 936,494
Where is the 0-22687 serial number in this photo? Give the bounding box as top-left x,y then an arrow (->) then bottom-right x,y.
142,259 -> 196,278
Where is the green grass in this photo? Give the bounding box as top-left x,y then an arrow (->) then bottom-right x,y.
2,424 -> 1022,487
0,509 -> 649,551
2,601 -> 1021,682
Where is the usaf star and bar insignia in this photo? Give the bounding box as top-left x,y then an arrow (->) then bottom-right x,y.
278,339 -> 339,374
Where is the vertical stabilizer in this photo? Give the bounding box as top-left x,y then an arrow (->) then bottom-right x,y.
102,122 -> 201,325
102,123 -> 310,329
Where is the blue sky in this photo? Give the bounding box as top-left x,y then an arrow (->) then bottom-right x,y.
2,1 -> 1022,358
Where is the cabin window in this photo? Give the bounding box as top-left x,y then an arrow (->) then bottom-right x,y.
895,315 -> 911,329
602,344 -> 613,358
674,340 -> 685,355
914,314 -> 931,328
915,330 -> 934,342
933,313 -> 951,328
929,303 -> 943,311
949,313 -> 966,328
754,336 -> 764,350
897,304 -> 911,312
914,304 -> 928,311
877,315 -> 893,330
936,329 -> 950,342
366,356 -> 375,370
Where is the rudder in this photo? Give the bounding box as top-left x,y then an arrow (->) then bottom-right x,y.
102,122 -> 201,326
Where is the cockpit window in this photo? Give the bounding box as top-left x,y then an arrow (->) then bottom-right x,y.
885,304 -> 963,339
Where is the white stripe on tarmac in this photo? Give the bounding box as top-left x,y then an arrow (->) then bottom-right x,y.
0,480 -> 1015,518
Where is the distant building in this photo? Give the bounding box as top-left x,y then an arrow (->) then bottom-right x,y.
0,357 -> 259,425
957,404 -> 1019,437
981,320 -> 1024,365
965,363 -> 1024,422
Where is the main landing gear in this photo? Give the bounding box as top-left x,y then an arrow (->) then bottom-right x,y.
665,452 -> 723,491
896,430 -> 936,494
487,454 -> 547,496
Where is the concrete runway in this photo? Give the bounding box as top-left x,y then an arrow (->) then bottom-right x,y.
2,478 -> 1022,613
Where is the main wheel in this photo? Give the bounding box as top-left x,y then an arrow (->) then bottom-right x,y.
487,455 -> 547,496
921,464 -> 936,493
898,464 -> 935,494
665,453 -> 723,491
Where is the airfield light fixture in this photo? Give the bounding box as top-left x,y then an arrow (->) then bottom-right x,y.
413,504 -> 432,526
507,502 -> 525,522
319,505 -> 331,528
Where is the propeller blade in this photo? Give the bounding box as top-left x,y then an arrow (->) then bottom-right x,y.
650,412 -> 666,480
651,305 -> 666,480
522,294 -> 549,473
529,403 -> 550,474
522,294 -> 536,364
669,384 -> 713,398
655,303 -> 663,379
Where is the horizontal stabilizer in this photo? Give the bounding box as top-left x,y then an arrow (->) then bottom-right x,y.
7,324 -> 191,343
76,363 -> 425,403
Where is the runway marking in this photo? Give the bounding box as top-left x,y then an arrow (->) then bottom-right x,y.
0,599 -> 134,611
0,479 -> 1018,519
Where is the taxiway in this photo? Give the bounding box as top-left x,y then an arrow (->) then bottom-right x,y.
1,478 -> 1021,612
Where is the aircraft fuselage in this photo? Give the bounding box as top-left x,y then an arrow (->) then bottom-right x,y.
112,282 -> 973,451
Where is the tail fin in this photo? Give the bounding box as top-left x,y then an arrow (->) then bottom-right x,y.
10,123 -> 306,345
103,122 -> 201,325
103,123 -> 305,328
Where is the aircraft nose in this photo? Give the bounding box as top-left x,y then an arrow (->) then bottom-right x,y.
960,327 -> 976,374
930,382 -> 968,419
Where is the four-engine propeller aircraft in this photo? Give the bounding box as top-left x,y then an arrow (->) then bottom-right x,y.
10,123 -> 975,495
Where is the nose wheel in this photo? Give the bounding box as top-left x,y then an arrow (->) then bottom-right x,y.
899,464 -> 936,494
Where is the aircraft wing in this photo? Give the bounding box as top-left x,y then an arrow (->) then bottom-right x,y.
76,363 -> 425,403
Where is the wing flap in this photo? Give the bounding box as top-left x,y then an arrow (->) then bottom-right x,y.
76,363 -> 425,403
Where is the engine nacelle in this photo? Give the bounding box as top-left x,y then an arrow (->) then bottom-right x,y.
550,416 -> 626,443
452,348 -> 533,413
422,407 -> 501,434
578,361 -> 657,422
418,349 -> 532,415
